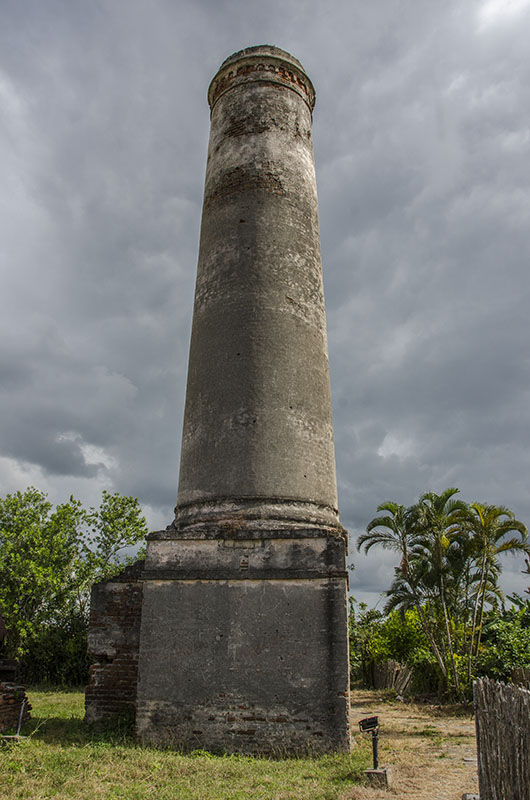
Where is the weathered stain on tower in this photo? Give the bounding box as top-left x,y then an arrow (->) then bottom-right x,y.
85,45 -> 351,756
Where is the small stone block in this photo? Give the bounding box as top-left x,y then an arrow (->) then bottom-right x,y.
364,767 -> 392,789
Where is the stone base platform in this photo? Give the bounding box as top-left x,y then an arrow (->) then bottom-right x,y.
135,525 -> 351,755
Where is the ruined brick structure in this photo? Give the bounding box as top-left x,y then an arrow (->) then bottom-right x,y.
0,613 -> 31,734
0,684 -> 31,734
85,561 -> 144,723
86,45 -> 350,755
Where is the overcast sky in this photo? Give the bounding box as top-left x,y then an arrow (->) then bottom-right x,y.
1,0 -> 530,605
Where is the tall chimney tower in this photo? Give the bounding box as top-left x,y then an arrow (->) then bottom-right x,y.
136,45 -> 350,755
175,45 -> 340,533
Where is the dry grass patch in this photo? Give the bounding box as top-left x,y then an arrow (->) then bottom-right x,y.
349,689 -> 479,800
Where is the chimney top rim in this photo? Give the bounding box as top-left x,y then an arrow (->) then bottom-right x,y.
219,45 -> 306,73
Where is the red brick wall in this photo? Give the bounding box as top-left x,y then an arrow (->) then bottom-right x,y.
84,561 -> 144,723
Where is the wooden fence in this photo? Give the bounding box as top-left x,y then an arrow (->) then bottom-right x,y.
372,660 -> 412,693
474,677 -> 530,800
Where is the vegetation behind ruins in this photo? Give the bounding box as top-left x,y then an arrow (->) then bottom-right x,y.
0,487 -> 147,684
352,488 -> 530,699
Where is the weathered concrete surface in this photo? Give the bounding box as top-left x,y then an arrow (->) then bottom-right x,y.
136,529 -> 350,755
174,44 -> 340,531
143,528 -> 347,580
364,768 -> 392,789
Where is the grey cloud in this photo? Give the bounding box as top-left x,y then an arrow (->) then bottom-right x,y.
1,0 -> 529,603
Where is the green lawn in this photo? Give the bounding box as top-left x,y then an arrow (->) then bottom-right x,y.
1,690 -> 368,799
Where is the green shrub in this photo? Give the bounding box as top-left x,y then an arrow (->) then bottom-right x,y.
475,611 -> 530,681
366,609 -> 426,665
17,611 -> 90,686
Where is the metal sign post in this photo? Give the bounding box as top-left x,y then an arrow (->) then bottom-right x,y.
358,715 -> 391,789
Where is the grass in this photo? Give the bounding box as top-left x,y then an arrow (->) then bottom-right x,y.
0,690 -> 369,800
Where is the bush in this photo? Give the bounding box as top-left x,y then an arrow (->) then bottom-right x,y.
475,611 -> 530,682
17,611 -> 90,686
406,647 -> 442,695
366,609 -> 426,665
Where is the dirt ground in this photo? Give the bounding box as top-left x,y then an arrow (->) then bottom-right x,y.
346,689 -> 479,800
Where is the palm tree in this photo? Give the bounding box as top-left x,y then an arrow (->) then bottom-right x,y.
411,488 -> 469,695
361,491 -> 528,698
461,502 -> 528,680
359,501 -> 449,679
384,557 -> 449,678
358,502 -> 413,575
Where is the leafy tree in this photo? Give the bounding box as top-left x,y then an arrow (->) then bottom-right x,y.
366,607 -> 427,666
358,504 -> 442,667
0,486 -> 148,678
383,557 -> 448,680
86,490 -> 148,581
0,488 -> 87,656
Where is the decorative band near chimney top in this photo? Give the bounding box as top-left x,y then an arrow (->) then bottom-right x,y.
208,45 -> 316,112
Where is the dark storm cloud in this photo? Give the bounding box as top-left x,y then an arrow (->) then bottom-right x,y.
1,0 -> 529,601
